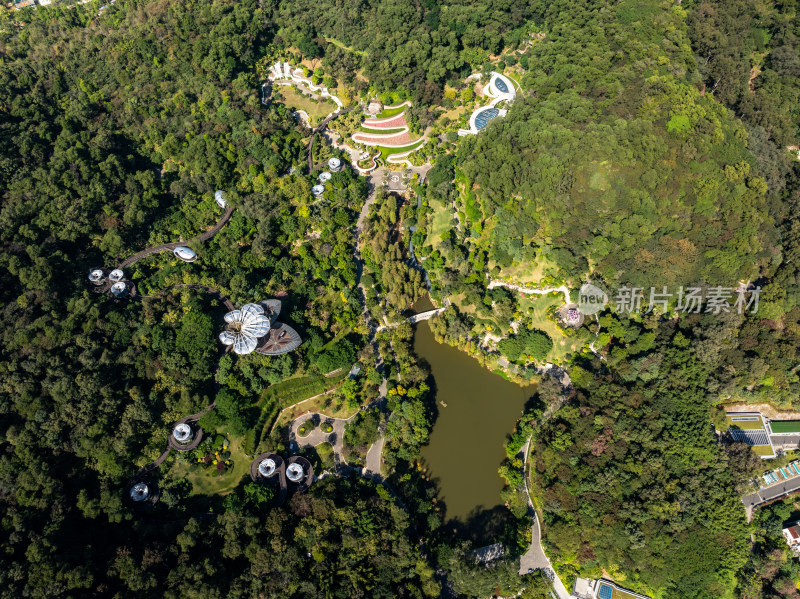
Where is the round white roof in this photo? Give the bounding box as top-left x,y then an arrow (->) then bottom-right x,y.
219,303 -> 271,355
130,482 -> 150,502
319,172 -> 331,183
311,185 -> 325,197
328,157 -> 341,170
258,458 -> 276,477
215,190 -> 227,208
173,246 -> 197,262
109,269 -> 124,282
88,269 -> 105,283
110,282 -> 127,296
286,463 -> 304,482
173,423 -> 192,442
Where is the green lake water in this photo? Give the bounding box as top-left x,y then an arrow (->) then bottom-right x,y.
414,320 -> 537,526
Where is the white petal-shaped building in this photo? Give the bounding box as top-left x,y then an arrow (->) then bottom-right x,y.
173,246 -> 197,262
319,171 -> 331,183
328,157 -> 342,172
219,303 -> 271,355
215,190 -> 227,208
109,269 -> 125,282
311,184 -> 325,197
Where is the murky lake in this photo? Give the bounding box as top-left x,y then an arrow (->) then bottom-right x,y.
414,320 -> 537,526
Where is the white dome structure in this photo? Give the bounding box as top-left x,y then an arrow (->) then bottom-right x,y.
109,269 -> 125,282
219,303 -> 271,355
110,282 -> 128,297
215,190 -> 227,208
328,157 -> 342,172
258,458 -> 277,477
319,172 -> 332,183
286,462 -> 304,482
311,185 -> 325,197
88,269 -> 105,285
173,246 -> 197,262
130,482 -> 150,502
173,423 -> 192,443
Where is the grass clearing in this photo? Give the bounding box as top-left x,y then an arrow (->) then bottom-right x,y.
166,433 -> 250,497
380,138 -> 425,160
274,86 -> 336,123
360,126 -> 406,134
517,293 -> 587,362
424,198 -> 455,251
376,105 -> 407,119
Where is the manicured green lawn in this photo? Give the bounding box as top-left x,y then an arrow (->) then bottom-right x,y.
516,293 -> 587,362
274,86 -> 336,123
381,138 -> 425,160
359,126 -> 406,134
425,198 -> 455,251
166,433 -> 251,496
375,105 -> 407,119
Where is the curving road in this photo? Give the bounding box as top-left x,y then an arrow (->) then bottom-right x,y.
118,204 -> 233,269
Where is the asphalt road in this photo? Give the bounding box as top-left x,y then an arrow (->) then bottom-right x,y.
743,476 -> 800,509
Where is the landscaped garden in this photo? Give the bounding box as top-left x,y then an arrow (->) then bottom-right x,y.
273,85 -> 336,125
166,433 -> 251,497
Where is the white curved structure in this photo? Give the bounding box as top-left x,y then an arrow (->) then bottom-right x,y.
215,190 -> 227,209
319,172 -> 331,183
286,462 -> 304,482
219,303 -> 271,355
173,246 -> 197,262
130,482 -> 150,502
459,71 -> 516,136
258,458 -> 277,477
88,269 -> 105,285
109,269 -> 125,282
110,282 -> 128,297
173,423 -> 192,443
328,157 -> 342,172
311,185 -> 325,197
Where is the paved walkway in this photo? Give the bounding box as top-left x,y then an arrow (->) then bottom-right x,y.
743,476 -> 800,515
375,306 -> 448,331
118,204 -> 233,269
488,280 -> 572,304
290,413 -> 348,465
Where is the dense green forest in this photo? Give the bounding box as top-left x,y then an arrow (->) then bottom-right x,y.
3,0 -> 800,596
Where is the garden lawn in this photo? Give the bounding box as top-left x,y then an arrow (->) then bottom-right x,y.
375,104 -> 407,119
274,86 -> 336,122
424,198 -> 455,251
516,293 -> 587,362
166,433 -> 251,496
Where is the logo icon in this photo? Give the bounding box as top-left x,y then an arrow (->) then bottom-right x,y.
578,282 -> 608,315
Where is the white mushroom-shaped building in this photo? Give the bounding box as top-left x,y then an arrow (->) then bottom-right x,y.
311,184 -> 325,197
328,157 -> 342,172
219,303 -> 271,355
173,246 -> 197,262
110,281 -> 129,297
109,269 -> 125,282
88,269 -> 106,285
286,462 -> 305,483
258,457 -> 277,478
319,172 -> 331,183
130,482 -> 150,502
215,190 -> 227,208
172,423 -> 193,443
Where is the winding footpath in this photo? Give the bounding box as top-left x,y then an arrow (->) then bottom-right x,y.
118,204 -> 233,269
487,280 -> 572,305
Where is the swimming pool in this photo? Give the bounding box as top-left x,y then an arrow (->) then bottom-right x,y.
598,583 -> 614,599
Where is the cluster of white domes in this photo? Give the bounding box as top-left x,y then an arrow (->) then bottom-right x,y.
219,303 -> 271,355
